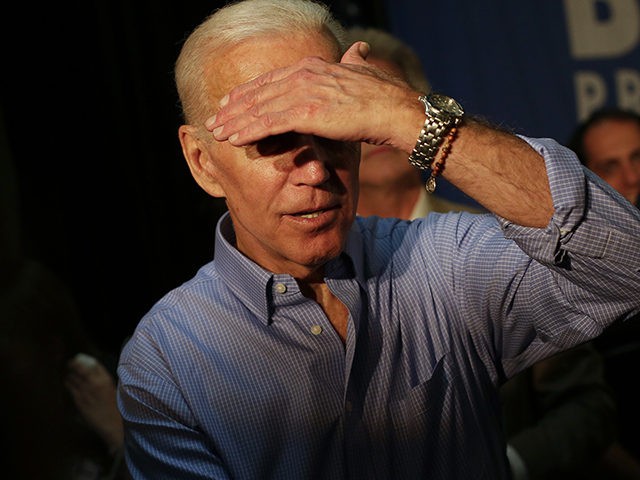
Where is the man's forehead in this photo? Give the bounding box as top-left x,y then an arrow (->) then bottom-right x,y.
204,32 -> 339,99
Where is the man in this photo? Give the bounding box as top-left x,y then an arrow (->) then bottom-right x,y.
348,26 -> 618,480
568,107 -> 640,208
117,1 -> 640,478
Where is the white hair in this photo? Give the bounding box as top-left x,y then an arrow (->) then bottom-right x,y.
175,0 -> 348,124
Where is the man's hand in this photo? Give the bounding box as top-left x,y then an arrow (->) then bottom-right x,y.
205,41 -> 423,153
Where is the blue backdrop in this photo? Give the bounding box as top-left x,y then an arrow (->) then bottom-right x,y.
385,0 -> 640,204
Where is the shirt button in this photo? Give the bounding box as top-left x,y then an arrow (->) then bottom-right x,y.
274,283 -> 287,294
310,325 -> 323,335
345,400 -> 353,412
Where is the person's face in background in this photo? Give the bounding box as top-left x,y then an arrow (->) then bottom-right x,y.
358,57 -> 421,190
582,118 -> 640,206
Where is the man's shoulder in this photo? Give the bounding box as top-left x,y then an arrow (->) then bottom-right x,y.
122,261 -> 234,358
137,261 -> 225,326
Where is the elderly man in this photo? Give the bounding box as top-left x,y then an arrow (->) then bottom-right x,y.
117,0 -> 640,478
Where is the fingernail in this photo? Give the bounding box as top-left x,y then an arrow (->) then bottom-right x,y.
205,114 -> 216,130
229,133 -> 238,143
219,94 -> 229,107
359,41 -> 370,57
213,126 -> 223,137
74,353 -> 98,368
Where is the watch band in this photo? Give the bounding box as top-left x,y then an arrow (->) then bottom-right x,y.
408,94 -> 462,171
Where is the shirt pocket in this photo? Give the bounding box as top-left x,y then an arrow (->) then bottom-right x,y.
387,354 -> 488,478
389,354 -> 450,435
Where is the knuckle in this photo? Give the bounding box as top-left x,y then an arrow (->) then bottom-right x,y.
293,67 -> 315,83
248,102 -> 261,117
254,69 -> 274,87
242,92 -> 258,110
303,56 -> 323,66
301,103 -> 319,119
260,113 -> 276,129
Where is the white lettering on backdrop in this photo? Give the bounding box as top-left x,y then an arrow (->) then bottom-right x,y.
564,0 -> 640,119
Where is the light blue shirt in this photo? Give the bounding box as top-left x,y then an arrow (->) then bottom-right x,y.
117,137 -> 640,479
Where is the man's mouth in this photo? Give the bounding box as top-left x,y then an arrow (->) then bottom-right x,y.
296,209 -> 324,219
291,204 -> 340,219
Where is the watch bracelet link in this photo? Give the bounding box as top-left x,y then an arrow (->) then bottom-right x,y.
408,95 -> 459,171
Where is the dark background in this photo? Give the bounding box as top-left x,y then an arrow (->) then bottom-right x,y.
0,0 -> 388,358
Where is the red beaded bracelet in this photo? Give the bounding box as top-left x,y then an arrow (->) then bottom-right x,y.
425,126 -> 458,193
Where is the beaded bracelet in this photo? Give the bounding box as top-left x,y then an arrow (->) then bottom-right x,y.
425,126 -> 457,193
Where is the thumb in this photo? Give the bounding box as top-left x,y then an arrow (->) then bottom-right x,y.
340,41 -> 370,65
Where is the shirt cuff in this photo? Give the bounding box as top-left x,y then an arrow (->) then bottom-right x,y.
498,135 -> 640,269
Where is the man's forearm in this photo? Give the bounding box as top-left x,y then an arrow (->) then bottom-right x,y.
435,118 -> 553,228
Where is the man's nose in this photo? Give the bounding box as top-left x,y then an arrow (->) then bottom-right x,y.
290,135 -> 332,186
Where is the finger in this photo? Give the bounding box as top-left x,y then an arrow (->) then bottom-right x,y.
68,352 -> 98,371
208,61 -> 335,144
67,363 -> 91,381
221,101 -> 320,147
340,41 -> 370,65
221,60 -> 306,107
205,55 -> 340,136
205,59 -> 317,133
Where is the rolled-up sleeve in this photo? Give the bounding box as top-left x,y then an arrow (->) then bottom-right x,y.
498,136 -> 640,320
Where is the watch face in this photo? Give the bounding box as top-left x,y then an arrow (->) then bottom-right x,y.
428,93 -> 464,117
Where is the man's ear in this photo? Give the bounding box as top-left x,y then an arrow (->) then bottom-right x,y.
179,125 -> 225,198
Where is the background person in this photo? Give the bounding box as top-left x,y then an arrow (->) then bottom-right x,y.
0,105 -> 128,480
567,107 -> 640,208
347,26 -> 483,219
65,352 -> 128,479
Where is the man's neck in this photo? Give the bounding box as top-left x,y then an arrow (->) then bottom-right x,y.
298,280 -> 348,343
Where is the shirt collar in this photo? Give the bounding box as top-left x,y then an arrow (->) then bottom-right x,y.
214,212 -> 362,324
410,188 -> 429,220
